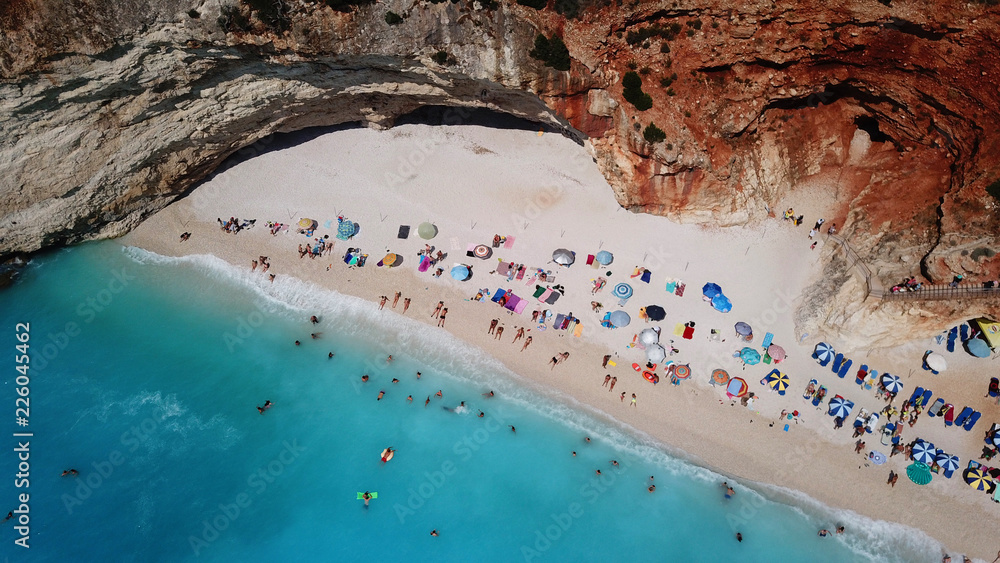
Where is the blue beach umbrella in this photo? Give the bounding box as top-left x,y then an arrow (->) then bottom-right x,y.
450,265 -> 471,281
935,453 -> 960,478
711,293 -> 732,313
613,283 -> 633,300
740,347 -> 761,365
595,250 -> 614,265
608,310 -> 631,328
702,283 -> 722,299
813,342 -> 834,364
965,337 -> 990,358
735,322 -> 752,336
765,370 -> 789,394
828,396 -> 854,419
912,440 -> 937,464
964,468 -> 993,491
880,374 -> 903,394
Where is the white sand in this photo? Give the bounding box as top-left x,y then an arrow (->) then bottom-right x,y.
124,122 -> 1000,560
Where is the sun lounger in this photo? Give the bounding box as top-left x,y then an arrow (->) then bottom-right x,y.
954,406 -> 973,427
804,379 -> 818,399
491,288 -> 507,303
812,386 -> 827,406
881,423 -> 895,446
947,326 -> 958,352
943,404 -> 955,426
545,291 -> 560,305
960,323 -> 969,341
514,299 -> 528,314
928,398 -> 945,417
837,358 -> 853,379
964,411 -> 981,431
865,413 -> 879,433
761,332 -> 774,349
537,288 -> 552,303
919,389 -> 932,407
856,364 -> 868,385
398,225 -> 410,239
909,386 -> 925,405
832,353 -> 844,374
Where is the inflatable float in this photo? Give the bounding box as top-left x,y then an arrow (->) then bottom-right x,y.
380,448 -> 395,463
643,371 -> 659,384
357,492 -> 378,499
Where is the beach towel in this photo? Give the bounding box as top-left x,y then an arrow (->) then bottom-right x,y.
943,404 -> 955,426
683,326 -> 694,340
504,236 -> 515,249
418,256 -> 432,272
960,323 -> 969,341
665,280 -> 678,294
491,289 -> 507,303
928,398 -> 945,417
964,411 -> 981,431
954,406 -> 973,427
832,353 -> 844,374
514,299 -> 528,314
641,270 -> 652,284
533,286 -> 546,299
538,288 -> 552,303
545,291 -> 560,305
761,332 -> 774,350
673,323 -> 685,337
856,365 -> 868,385
497,262 -> 512,277
989,377 -> 999,398
516,266 -> 526,280
675,282 -> 686,297
573,322 -> 583,337
837,358 -> 853,379
553,314 -> 566,329
586,255 -> 595,265
504,294 -> 521,312
398,225 -> 410,239
466,243 -> 476,258
947,326 -> 958,352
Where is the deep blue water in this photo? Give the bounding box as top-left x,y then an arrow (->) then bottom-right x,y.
0,242 -> 942,561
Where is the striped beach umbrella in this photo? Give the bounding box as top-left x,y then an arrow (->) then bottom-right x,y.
613,283 -> 633,300
992,433 -> 1000,448
674,364 -> 691,380
935,453 -> 960,478
964,468 -> 993,491
813,342 -> 834,364
764,369 -> 789,394
739,347 -> 761,365
907,462 -> 932,486
726,377 -> 748,398
828,396 -> 854,419
473,245 -> 492,259
712,369 -> 730,386
912,440 -> 937,464
880,374 -> 903,394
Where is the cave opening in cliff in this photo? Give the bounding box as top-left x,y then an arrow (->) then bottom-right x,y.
854,115 -> 890,143
395,105 -> 563,135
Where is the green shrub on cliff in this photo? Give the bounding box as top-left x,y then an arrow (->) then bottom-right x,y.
218,4 -> 252,32
242,0 -> 290,31
622,71 -> 652,111
643,123 -> 666,143
987,179 -> 1000,203
529,34 -> 571,71
517,0 -> 547,9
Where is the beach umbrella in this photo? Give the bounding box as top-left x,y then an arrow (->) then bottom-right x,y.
912,440 -> 937,464
450,265 -> 471,281
417,222 -> 438,240
711,293 -> 732,313
702,283 -> 723,299
739,347 -> 761,365
828,396 -> 854,419
608,310 -> 631,328
726,377 -> 748,398
380,253 -> 398,267
646,344 -> 666,364
965,337 -> 991,358
473,245 -> 493,259
674,364 -> 691,380
924,352 -> 947,372
813,342 -> 834,363
552,249 -> 575,265
906,462 -> 932,486
595,250 -> 614,265
645,305 -> 666,321
880,374 -> 903,394
870,451 -> 887,465
767,345 -> 786,362
992,433 -> 1000,448
964,468 -> 993,491
639,329 -> 660,346
613,283 -> 633,300
765,370 -> 789,394
935,453 -> 960,478
337,218 -> 357,239
735,322 -> 752,336
298,218 -> 318,230
712,369 -> 730,386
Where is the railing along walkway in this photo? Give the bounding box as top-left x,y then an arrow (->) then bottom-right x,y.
824,234 -> 1000,302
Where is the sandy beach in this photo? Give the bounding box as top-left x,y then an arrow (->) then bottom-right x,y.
123,121 -> 1000,560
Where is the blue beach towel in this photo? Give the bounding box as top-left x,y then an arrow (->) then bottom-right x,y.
947,327 -> 958,352
954,407 -> 973,427
832,353 -> 844,374
964,411 -> 981,431
761,332 -> 774,350
960,323 -> 969,341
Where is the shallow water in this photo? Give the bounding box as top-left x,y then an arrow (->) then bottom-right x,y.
0,242 -> 942,561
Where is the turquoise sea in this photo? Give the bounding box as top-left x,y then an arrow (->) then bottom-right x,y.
0,242 -> 944,561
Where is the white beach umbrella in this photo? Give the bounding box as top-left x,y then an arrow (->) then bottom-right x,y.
639,328 -> 659,346
646,344 -> 666,364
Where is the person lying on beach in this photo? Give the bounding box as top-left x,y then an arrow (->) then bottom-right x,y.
179,232 -> 191,241
521,336 -> 532,351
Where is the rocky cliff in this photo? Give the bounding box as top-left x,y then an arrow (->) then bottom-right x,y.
1,0 -> 998,346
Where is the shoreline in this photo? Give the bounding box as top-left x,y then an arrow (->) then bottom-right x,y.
123,123 -> 998,560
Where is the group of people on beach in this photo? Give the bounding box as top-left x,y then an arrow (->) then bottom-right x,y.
379,291 -> 411,313
298,237 -> 333,259
487,318 -> 532,351
217,216 -> 255,234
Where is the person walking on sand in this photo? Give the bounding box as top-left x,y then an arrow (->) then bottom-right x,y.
854,440 -> 866,454
630,393 -> 637,407
379,296 -> 388,310
521,336 -> 532,351
887,470 -> 895,486
489,319 -> 498,334
437,308 -> 447,327
432,301 -> 444,318
251,259 -> 258,272
603,375 -> 611,387
620,391 -> 626,402
602,354 -> 611,368
495,326 -> 504,340
393,292 -> 401,308
609,377 -> 617,392
403,298 -> 410,313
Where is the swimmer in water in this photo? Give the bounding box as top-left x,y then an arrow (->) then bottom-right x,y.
377,390 -> 385,401
425,396 -> 430,407
648,484 -> 656,492
478,410 -> 484,418
310,315 -> 319,324
328,352 -> 334,358
595,470 -> 602,476
311,333 -> 321,339
257,400 -> 272,414
416,371 -> 421,379
736,532 -> 742,543
361,375 -> 369,382
362,491 -> 372,507
430,530 -> 439,537
294,340 -> 300,346
61,469 -> 79,477
386,355 -> 393,363
572,451 -> 577,457
510,425 -> 516,434
392,378 -> 399,384
611,460 -> 618,467
818,529 -> 829,537
483,391 -> 494,398
407,395 -> 413,403
435,390 -> 443,398
585,437 -> 591,443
